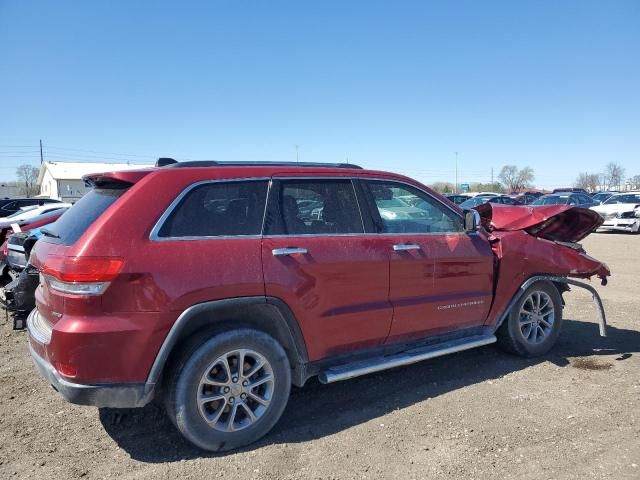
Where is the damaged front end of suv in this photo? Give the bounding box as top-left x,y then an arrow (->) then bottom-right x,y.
476,203 -> 610,337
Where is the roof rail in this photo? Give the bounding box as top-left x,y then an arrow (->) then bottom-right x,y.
159,159 -> 363,169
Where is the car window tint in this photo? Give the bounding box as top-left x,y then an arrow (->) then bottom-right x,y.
158,181 -> 268,238
265,179 -> 363,235
43,188 -> 129,245
365,181 -> 463,234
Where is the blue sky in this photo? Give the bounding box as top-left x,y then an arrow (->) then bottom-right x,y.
1,1 -> 638,188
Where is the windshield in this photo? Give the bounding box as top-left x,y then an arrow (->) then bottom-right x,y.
603,194 -> 640,205
459,197 -> 488,208
592,193 -> 611,201
532,195 -> 569,205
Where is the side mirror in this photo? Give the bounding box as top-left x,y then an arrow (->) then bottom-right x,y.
464,209 -> 481,232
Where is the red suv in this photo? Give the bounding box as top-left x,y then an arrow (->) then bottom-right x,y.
27,161 -> 610,452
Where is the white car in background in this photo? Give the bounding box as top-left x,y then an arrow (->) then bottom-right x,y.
590,192 -> 640,233
0,203 -> 72,225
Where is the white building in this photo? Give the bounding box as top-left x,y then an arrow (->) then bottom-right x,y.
38,161 -> 151,202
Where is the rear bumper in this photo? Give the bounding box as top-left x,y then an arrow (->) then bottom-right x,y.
28,341 -> 151,408
26,308 -> 154,408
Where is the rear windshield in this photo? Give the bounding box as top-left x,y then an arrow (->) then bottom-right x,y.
42,188 -> 127,245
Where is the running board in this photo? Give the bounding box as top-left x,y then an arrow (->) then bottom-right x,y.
318,334 -> 497,384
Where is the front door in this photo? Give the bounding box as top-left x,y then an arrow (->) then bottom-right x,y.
361,180 -> 494,343
262,177 -> 393,361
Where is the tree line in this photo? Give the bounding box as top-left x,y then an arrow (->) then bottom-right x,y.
575,163 -> 639,193
430,165 -> 535,194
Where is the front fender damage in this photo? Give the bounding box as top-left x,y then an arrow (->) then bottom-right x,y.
477,204 -> 611,336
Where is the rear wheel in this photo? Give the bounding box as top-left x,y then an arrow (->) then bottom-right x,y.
496,281 -> 563,357
165,328 -> 291,452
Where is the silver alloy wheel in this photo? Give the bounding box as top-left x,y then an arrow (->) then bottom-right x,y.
519,290 -> 555,344
196,349 -> 275,432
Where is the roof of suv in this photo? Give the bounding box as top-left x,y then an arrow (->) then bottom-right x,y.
82,160 -> 412,188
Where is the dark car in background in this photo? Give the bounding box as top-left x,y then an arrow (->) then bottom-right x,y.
459,195 -> 519,209
531,192 -> 597,207
590,192 -> 616,205
551,188 -> 589,194
0,198 -> 62,218
445,194 -> 471,205
511,194 -> 538,205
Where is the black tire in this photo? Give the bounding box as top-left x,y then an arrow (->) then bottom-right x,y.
164,328 -> 291,452
496,281 -> 563,357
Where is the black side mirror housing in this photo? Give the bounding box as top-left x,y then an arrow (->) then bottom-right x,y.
464,209 -> 481,233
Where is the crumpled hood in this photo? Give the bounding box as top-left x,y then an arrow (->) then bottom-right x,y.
475,203 -> 603,243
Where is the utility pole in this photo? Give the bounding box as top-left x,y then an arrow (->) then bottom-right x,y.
39,139 -> 44,164
455,152 -> 459,193
295,145 -> 299,163
491,167 -> 494,185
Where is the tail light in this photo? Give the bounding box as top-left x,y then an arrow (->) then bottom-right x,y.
41,256 -> 124,295
2,240 -> 7,257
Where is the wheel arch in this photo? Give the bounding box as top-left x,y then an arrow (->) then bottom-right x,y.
146,296 -> 309,395
494,275 -> 607,336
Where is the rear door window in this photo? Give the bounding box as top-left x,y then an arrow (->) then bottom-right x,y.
157,180 -> 269,238
42,188 -> 128,245
264,179 -> 364,235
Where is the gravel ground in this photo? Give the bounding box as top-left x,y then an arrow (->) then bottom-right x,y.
0,232 -> 638,479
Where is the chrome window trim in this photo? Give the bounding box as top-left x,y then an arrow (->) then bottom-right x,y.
149,174 -> 469,241
149,177 -> 270,241
361,177 -> 466,235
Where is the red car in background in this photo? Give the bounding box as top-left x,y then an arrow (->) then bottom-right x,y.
0,207 -> 69,287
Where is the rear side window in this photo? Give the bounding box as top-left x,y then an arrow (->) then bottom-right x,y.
157,180 -> 268,238
43,188 -> 128,245
264,179 -> 364,235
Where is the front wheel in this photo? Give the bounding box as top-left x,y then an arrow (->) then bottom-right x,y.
496,281 -> 563,357
165,328 -> 291,452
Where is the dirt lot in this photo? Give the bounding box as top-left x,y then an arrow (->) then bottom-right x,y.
0,232 -> 638,479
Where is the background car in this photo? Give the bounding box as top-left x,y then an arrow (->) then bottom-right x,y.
459,195 -> 519,209
0,203 -> 72,224
444,194 -> 471,205
531,192 -> 597,207
590,192 -> 640,233
511,194 -> 538,205
590,192 -> 615,205
0,198 -> 62,217
551,187 -> 589,194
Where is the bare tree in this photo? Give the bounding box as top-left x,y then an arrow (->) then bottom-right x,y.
498,165 -> 519,192
16,164 -> 40,197
628,175 -> 640,190
604,162 -> 625,190
575,172 -> 600,192
498,165 -> 535,192
517,167 -> 535,190
470,182 -> 505,193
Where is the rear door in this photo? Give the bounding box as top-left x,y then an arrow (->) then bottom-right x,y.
361,180 -> 494,343
262,177 -> 393,361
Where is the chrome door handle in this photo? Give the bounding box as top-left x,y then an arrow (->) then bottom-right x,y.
272,247 -> 308,256
393,244 -> 421,251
